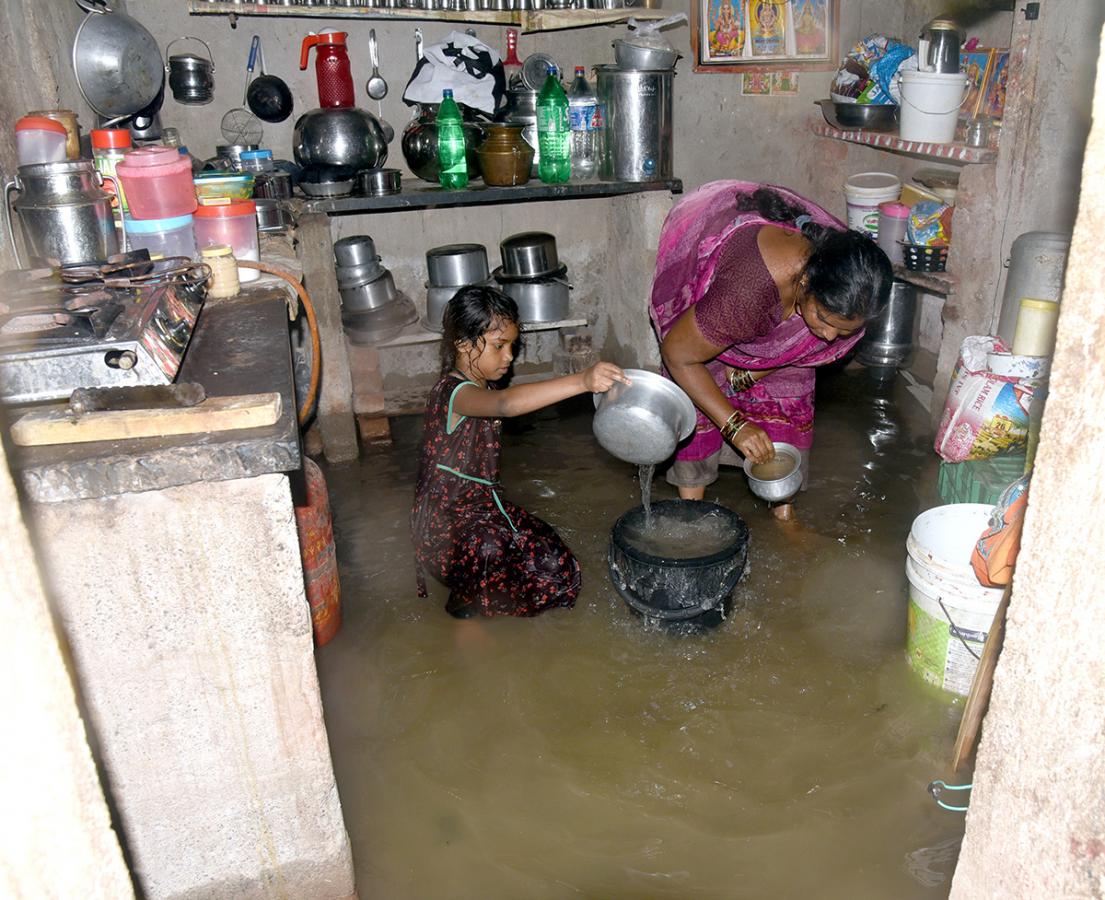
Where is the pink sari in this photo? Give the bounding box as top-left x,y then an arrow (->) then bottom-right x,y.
650,180 -> 864,460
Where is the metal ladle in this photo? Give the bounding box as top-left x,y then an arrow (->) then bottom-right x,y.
366,29 -> 388,100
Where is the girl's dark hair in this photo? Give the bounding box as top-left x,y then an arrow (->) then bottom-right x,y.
735,186 -> 893,321
440,284 -> 522,374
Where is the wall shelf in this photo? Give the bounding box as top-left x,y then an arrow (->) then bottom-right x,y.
893,263 -> 956,295
811,122 -> 997,165
187,1 -> 669,33
378,316 -> 588,347
293,178 -> 683,214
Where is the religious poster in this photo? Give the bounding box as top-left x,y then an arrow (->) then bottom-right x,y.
749,0 -> 787,57
741,72 -> 773,94
707,0 -> 745,59
792,0 -> 828,56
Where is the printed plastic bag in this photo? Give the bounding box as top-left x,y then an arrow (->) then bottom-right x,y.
935,336 -> 1035,462
971,473 -> 1030,587
403,31 -> 505,116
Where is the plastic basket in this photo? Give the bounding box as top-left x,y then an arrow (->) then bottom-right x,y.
902,242 -> 949,272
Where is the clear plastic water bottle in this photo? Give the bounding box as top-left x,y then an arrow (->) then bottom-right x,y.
536,67 -> 571,184
568,66 -> 603,181
436,89 -> 468,190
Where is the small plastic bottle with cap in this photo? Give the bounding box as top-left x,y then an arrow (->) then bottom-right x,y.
201,244 -> 241,299
877,201 -> 910,266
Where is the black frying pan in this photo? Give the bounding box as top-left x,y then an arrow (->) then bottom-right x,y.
246,36 -> 293,124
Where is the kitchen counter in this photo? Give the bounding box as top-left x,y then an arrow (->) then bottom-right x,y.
9,285 -> 300,504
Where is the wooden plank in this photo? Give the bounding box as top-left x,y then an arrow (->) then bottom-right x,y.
11,393 -> 282,447
952,583 -> 1012,771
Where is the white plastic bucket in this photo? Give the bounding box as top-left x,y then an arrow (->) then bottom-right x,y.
899,71 -> 969,143
844,172 -> 901,238
904,503 -> 1005,696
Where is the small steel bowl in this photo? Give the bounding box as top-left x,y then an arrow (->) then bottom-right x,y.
743,441 -> 803,502
357,167 -> 402,197
334,235 -> 378,267
816,99 -> 899,133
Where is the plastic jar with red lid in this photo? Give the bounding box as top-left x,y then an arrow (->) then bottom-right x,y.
194,200 -> 259,282
115,146 -> 198,220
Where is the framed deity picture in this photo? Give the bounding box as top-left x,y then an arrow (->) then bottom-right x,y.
692,0 -> 840,73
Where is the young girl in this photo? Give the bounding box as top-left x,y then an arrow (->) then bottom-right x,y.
411,285 -> 629,619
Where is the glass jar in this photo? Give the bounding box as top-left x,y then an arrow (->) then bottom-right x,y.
91,128 -> 133,214
476,124 -> 534,187
29,109 -> 81,160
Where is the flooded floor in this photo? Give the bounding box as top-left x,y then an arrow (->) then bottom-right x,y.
317,364 -> 968,899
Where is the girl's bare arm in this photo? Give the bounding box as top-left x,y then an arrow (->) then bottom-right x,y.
452,363 -> 630,419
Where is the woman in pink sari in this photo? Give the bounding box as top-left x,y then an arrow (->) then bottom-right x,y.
650,181 -> 892,520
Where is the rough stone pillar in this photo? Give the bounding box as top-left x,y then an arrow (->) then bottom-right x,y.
32,474 -> 356,900
0,441 -> 134,898
604,191 -> 674,370
950,25 -> 1105,899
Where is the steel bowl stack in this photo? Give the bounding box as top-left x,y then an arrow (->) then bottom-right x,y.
424,243 -> 491,332
335,235 -> 417,345
492,232 -> 572,323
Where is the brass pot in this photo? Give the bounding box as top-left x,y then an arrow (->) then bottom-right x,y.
477,124 -> 534,187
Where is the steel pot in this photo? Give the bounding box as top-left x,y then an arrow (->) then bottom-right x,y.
595,66 -> 673,183
340,269 -> 398,312
424,283 -> 461,332
3,160 -> 119,268
255,199 -> 293,233
165,37 -> 215,106
336,259 -> 385,289
592,368 -> 695,466
401,103 -> 485,184
500,231 -> 559,278
498,275 -> 571,323
742,442 -> 803,501
72,0 -> 165,121
426,243 -> 489,287
293,107 -> 389,172
334,234 -> 377,267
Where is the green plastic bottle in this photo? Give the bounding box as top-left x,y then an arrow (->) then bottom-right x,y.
436,89 -> 468,190
536,67 -> 570,184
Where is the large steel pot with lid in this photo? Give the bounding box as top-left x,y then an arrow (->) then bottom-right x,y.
500,232 -> 560,278
72,0 -> 165,122
3,160 -> 119,268
595,66 -> 673,183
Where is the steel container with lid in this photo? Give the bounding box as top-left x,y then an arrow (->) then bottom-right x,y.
2,160 -> 119,268
427,243 -> 489,287
595,66 -> 673,183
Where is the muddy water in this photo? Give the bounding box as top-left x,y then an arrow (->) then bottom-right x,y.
318,367 -> 966,899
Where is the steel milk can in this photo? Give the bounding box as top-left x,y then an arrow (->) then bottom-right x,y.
3,160 -> 119,268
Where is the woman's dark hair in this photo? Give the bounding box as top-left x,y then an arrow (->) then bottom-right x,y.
735,186 -> 893,321
440,284 -> 522,374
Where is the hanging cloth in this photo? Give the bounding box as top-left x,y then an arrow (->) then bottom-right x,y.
403,31 -> 505,116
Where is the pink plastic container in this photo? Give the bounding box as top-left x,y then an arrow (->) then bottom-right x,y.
115,146 -> 198,220
194,200 -> 260,282
15,116 -> 68,166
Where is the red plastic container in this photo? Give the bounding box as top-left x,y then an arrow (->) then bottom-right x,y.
300,31 -> 355,108
115,146 -> 197,220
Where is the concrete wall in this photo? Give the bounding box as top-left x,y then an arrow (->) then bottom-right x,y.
950,25 -> 1105,898
32,474 -> 355,900
0,439 -> 134,898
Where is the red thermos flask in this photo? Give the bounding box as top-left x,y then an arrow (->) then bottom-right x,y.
300,31 -> 355,109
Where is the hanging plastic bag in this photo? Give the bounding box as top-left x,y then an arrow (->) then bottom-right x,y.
971,474 -> 1030,587
621,13 -> 688,52
403,31 -> 505,117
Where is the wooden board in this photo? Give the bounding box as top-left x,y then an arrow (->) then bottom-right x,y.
10,393 -> 282,447
952,583 -> 1012,771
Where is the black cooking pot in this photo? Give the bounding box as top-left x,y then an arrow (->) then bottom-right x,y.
608,500 -> 750,631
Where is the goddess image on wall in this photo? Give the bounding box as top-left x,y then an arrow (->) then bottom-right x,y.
708,0 -> 745,58
793,0 -> 828,56
750,0 -> 786,57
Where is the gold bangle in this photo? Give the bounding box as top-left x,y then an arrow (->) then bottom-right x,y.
728,368 -> 757,393
721,409 -> 748,442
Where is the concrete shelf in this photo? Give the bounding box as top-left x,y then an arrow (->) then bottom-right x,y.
811,122 -> 997,165
187,1 -> 669,33
377,316 -> 588,347
294,178 -> 683,214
